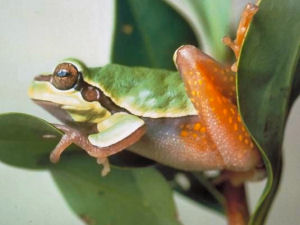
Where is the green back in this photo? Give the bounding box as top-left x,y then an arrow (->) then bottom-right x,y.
84,64 -> 197,118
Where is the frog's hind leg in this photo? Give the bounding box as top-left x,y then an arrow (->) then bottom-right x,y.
223,3 -> 258,71
174,45 -> 261,172
175,44 -> 262,225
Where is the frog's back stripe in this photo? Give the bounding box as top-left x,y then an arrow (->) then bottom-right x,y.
85,64 -> 197,118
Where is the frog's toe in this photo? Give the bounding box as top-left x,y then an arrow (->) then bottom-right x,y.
97,157 -> 111,176
49,134 -> 72,163
49,124 -> 78,163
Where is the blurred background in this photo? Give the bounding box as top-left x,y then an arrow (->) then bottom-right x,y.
0,0 -> 299,224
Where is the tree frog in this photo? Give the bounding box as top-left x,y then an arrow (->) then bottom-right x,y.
28,3 -> 263,181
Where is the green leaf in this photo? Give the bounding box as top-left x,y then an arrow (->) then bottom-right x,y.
184,0 -> 231,61
0,113 -> 181,225
237,0 -> 300,224
50,155 -> 181,225
111,0 -> 198,70
0,113 -> 62,169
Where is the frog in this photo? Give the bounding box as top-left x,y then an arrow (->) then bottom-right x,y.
28,3 -> 263,182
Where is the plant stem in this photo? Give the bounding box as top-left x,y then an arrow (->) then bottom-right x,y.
224,181 -> 249,225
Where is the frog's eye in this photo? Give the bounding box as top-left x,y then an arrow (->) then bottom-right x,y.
51,63 -> 79,90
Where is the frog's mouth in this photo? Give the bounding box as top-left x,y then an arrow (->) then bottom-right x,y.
33,99 -> 73,122
32,99 -> 98,133
34,74 -> 52,81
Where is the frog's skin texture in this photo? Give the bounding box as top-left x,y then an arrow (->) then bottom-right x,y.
28,3 -> 262,179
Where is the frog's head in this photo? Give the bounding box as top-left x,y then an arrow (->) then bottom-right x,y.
28,59 -> 111,125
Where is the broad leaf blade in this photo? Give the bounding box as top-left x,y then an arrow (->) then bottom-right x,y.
0,113 -> 62,169
237,0 -> 300,224
184,0 -> 231,61
50,155 -> 181,225
111,0 -> 198,69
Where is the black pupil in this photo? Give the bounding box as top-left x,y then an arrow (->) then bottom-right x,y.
57,69 -> 70,77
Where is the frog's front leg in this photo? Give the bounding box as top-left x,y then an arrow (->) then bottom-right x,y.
50,113 -> 145,176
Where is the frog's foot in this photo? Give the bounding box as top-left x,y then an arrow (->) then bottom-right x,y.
223,3 -> 258,71
49,124 -> 115,162
222,36 -> 238,59
213,165 -> 266,186
222,37 -> 238,72
49,124 -> 86,163
49,124 -> 113,175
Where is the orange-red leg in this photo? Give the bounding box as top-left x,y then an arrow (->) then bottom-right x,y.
175,45 -> 261,172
